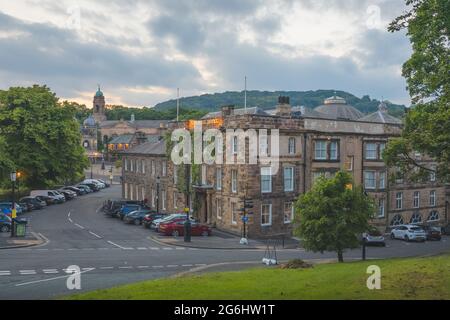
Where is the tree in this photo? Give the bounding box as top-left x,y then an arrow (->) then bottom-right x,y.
0,85 -> 89,188
293,171 -> 375,263
384,0 -> 450,182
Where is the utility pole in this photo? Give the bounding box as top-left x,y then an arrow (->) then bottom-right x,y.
10,172 -> 16,237
184,163 -> 191,242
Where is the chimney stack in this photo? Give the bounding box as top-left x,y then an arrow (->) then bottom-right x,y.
276,96 -> 292,116
135,131 -> 147,145
221,105 -> 235,117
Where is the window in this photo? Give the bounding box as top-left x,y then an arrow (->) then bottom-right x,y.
410,212 -> 422,224
201,165 -> 207,185
378,199 -> 385,218
413,191 -> 420,208
124,183 -> 128,199
141,160 -> 146,174
231,202 -> 237,225
288,137 -> 296,155
329,141 -> 338,160
141,187 -> 145,201
130,184 -> 134,200
261,167 -> 272,193
151,189 -> 155,207
379,143 -> 386,159
284,202 -> 294,224
161,190 -> 166,210
216,198 -> 222,219
261,203 -> 272,226
379,171 -> 386,189
173,192 -> 177,209
260,135 -> 269,155
427,211 -> 439,222
344,156 -> 354,171
232,136 -> 238,154
130,159 -> 134,172
162,161 -> 167,176
395,192 -> 403,209
429,190 -> 436,206
124,159 -> 128,171
430,166 -> 436,182
216,168 -> 222,190
390,214 -> 404,226
151,161 -> 155,175
364,171 -> 376,189
284,167 -> 294,192
231,169 -> 238,193
365,143 -> 377,160
314,141 -> 327,160
173,166 -> 178,184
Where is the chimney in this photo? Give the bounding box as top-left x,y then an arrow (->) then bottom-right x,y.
135,131 -> 147,145
221,105 -> 235,117
276,96 -> 292,116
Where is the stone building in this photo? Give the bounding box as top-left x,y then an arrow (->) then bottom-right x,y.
121,96 -> 447,238
81,86 -> 169,158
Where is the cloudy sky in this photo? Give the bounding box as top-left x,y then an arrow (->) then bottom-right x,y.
0,0 -> 412,107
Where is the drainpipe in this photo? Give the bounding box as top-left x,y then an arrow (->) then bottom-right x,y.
302,133 -> 307,193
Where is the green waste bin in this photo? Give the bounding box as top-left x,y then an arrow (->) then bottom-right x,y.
14,219 -> 27,237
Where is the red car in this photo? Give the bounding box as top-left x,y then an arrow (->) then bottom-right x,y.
142,213 -> 167,228
159,220 -> 212,237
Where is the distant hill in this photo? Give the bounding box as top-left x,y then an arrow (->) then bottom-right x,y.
154,90 -> 406,118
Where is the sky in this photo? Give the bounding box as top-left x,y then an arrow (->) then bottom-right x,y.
0,0 -> 413,107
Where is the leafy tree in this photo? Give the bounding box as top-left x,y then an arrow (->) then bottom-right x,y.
293,171 -> 375,263
0,85 -> 89,188
384,0 -> 450,182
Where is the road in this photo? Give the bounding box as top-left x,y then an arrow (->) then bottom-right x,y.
0,185 -> 448,299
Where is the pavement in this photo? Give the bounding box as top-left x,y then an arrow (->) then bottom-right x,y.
0,184 -> 449,300
0,231 -> 45,249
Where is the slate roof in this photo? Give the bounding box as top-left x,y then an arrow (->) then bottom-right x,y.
313,103 -> 364,120
108,134 -> 134,144
359,110 -> 402,124
99,120 -> 169,129
123,139 -> 166,155
202,107 -> 269,119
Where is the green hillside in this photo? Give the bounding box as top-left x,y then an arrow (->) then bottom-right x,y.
154,90 -> 406,118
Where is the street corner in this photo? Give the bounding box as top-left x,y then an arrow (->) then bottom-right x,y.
0,231 -> 45,249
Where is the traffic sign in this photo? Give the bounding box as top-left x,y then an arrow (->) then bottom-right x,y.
242,216 -> 249,223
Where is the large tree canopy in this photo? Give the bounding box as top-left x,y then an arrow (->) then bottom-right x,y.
293,171 -> 375,262
384,0 -> 450,182
0,85 -> 89,188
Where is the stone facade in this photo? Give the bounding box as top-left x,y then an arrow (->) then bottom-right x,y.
121,96 -> 448,238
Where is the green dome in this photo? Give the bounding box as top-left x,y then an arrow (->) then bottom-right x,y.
95,85 -> 103,97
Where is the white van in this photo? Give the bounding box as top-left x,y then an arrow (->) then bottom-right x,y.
30,190 -> 66,203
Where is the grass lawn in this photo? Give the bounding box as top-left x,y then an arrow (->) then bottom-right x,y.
68,254 -> 450,300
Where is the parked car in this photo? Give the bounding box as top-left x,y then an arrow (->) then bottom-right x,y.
18,199 -> 34,212
0,214 -> 12,232
142,213 -> 167,228
124,209 -> 154,225
390,225 -> 426,242
0,202 -> 24,215
417,224 -> 442,241
62,186 -> 86,195
19,197 -> 46,210
103,199 -> 142,216
76,184 -> 92,194
96,179 -> 110,188
159,221 -> 212,237
118,204 -> 145,220
34,195 -> 56,206
78,183 -> 100,192
362,229 -> 386,246
150,214 -> 195,231
82,179 -> 105,189
30,190 -> 65,204
441,224 -> 450,236
58,189 -> 77,200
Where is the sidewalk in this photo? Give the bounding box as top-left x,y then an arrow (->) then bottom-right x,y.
0,230 -> 44,249
150,228 -> 301,250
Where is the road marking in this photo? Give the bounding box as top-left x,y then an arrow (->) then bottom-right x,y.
175,247 -> 186,250
36,248 -> 49,251
195,264 -> 207,267
74,223 -> 85,230
167,265 -> 178,268
107,241 -> 133,250
0,271 -> 11,276
152,265 -> 163,269
19,270 -> 36,275
182,264 -> 193,267
89,231 -> 102,239
82,248 -> 95,250
68,218 -> 73,223
15,268 -> 94,287
137,247 -> 147,250
162,247 -> 173,250
43,269 -> 59,274
99,267 -> 114,270
149,247 -> 160,250
137,266 -> 149,269
68,211 -> 71,217
82,267 -> 95,271
118,266 -> 133,269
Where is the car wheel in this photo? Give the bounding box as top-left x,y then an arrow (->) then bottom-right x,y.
201,231 -> 209,237
404,235 -> 409,242
1,225 -> 8,232
134,219 -> 140,226
390,233 -> 395,240
172,230 -> 179,237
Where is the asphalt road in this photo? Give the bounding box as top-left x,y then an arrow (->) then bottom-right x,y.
0,185 -> 448,299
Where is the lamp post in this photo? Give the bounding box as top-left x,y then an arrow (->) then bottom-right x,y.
16,171 -> 22,198
10,172 -> 16,237
156,176 -> 160,213
184,163 -> 191,242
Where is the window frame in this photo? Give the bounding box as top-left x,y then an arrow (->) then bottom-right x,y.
288,137 -> 296,155
261,203 -> 272,226
283,167 -> 294,192
261,167 -> 272,193
395,192 -> 403,209
364,170 -> 376,190
284,202 -> 294,224
231,169 -> 238,193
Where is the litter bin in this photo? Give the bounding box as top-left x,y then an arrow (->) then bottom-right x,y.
14,219 -> 27,237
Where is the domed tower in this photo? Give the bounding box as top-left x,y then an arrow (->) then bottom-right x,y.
93,85 -> 106,123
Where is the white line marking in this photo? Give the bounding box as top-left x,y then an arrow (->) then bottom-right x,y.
81,267 -> 95,271
15,269 -> 94,287
149,247 -> 160,250
36,249 -> 48,251
195,264 -> 207,267
119,266 -> 133,269
100,267 -> 114,270
167,265 -> 178,268
68,218 -> 73,223
74,223 -> 85,230
137,266 -> 149,269
89,231 -> 102,239
137,247 -> 147,250
43,269 -> 58,274
107,241 -> 133,250
19,270 -> 37,275
0,273 -> 11,276
162,247 -> 173,250
175,247 -> 186,250
152,265 -> 163,268
68,211 -> 71,217
182,264 -> 193,267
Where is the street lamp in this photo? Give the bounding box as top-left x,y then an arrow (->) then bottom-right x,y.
156,176 -> 160,213
10,172 -> 16,237
184,163 -> 191,242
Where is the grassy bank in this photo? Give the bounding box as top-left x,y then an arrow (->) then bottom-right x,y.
68,254 -> 450,300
